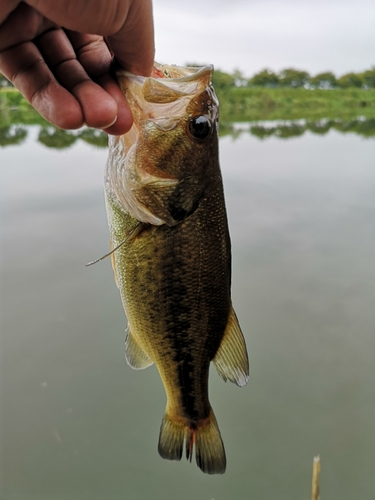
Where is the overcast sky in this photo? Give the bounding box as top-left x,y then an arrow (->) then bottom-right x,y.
153,0 -> 375,77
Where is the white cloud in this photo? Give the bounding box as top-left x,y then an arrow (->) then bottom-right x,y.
153,0 -> 375,76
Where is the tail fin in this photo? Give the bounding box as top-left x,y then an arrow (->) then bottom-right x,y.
158,409 -> 226,474
194,410 -> 226,474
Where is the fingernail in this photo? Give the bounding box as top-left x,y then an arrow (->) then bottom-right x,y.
102,115 -> 118,130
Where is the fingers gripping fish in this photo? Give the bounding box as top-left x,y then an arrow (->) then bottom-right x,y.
104,63 -> 249,475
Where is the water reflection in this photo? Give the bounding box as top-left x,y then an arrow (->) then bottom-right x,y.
38,127 -> 78,149
79,128 -> 109,148
223,117 -> 375,140
0,125 -> 27,146
0,126 -> 111,149
2,118 -> 375,500
1,117 -> 375,149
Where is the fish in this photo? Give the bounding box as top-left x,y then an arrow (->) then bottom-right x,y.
104,63 -> 249,475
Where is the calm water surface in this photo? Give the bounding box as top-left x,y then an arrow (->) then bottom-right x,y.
1,126 -> 375,499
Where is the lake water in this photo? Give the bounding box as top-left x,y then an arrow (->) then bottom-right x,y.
1,122 -> 375,499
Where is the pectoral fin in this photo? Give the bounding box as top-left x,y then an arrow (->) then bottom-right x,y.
125,326 -> 154,369
213,306 -> 249,387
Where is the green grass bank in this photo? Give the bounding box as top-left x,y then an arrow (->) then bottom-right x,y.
216,87 -> 375,121
2,86 -> 375,127
0,87 -> 375,126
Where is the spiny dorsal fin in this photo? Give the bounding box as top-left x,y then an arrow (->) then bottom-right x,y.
213,306 -> 249,387
125,327 -> 153,370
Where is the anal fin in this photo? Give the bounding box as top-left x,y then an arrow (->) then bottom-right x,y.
125,326 -> 153,370
213,305 -> 249,387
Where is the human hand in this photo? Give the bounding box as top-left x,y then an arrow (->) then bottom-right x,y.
0,0 -> 154,134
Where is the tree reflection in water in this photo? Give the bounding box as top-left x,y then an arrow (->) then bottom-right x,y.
1,119 -> 375,150
236,118 -> 375,141
38,127 -> 78,149
0,125 -> 27,146
79,129 -> 108,148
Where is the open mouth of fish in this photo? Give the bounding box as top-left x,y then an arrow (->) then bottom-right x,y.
105,63 -> 219,226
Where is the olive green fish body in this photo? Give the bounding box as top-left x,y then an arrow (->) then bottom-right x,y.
107,168 -> 229,415
105,64 -> 249,474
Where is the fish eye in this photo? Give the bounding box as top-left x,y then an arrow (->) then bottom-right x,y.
188,115 -> 211,140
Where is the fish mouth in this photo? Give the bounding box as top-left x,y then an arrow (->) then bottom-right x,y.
105,64 -> 218,225
109,63 -> 217,174
151,62 -> 213,80
116,63 -> 216,134
119,63 -> 214,99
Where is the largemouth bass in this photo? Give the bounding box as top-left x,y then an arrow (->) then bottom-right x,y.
105,63 -> 249,475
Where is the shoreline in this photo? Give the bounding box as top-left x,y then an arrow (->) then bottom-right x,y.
2,87 -> 375,124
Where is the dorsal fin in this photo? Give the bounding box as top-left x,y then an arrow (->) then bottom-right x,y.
125,326 -> 154,370
213,306 -> 249,387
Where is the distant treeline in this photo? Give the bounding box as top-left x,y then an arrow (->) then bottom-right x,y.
212,66 -> 375,90
2,66 -> 375,90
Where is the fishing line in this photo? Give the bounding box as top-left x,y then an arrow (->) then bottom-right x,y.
86,222 -> 143,267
